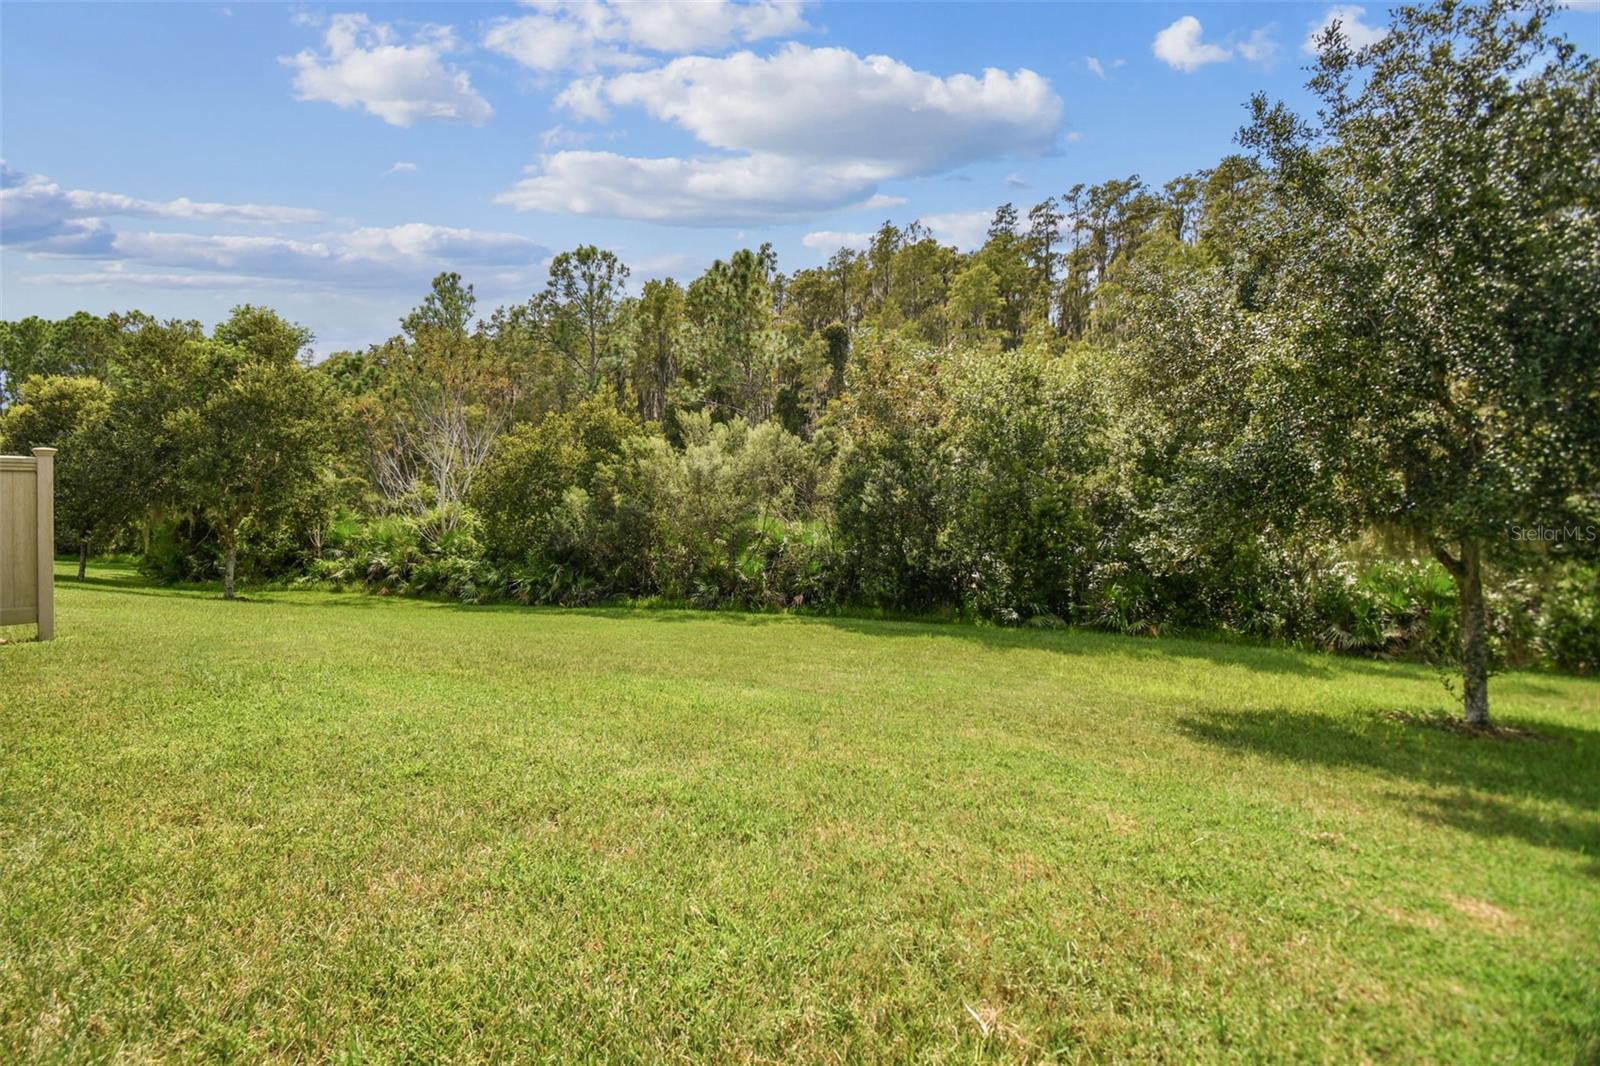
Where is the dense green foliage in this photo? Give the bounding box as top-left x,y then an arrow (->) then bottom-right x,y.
2,2 -> 1596,713
3,565 -> 1596,1061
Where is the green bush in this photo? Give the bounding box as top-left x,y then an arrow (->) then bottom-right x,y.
139,517 -> 219,585
1536,566 -> 1600,673
471,392 -> 642,566
1310,560 -> 1460,662
306,506 -> 493,603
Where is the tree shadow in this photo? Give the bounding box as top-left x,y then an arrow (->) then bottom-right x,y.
1395,789 -> 1600,860
59,580 -> 228,603
312,595 -> 1380,684
1177,706 -> 1600,835
59,569 -> 150,590
510,604 -> 1354,679
288,594 -> 388,608
426,598 -> 1597,695
61,568 -> 1596,693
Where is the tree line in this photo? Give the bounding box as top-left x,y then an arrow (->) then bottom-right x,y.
3,1 -> 1596,726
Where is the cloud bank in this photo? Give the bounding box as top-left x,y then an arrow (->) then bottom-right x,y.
504,44 -> 1063,225
4,165 -> 545,293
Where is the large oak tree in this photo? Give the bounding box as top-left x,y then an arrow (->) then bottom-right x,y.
1228,0 -> 1598,725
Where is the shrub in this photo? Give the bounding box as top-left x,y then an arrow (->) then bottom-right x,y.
472,392 -> 641,564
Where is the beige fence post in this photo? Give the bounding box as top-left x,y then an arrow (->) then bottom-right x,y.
33,447 -> 55,641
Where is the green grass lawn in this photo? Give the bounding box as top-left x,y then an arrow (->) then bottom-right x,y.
2,563 -> 1597,1063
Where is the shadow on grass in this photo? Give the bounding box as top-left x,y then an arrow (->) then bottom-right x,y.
536,605 -> 1600,692
57,557 -> 1456,680
423,600 -> 1354,679
61,564 -> 1590,693
59,569 -> 149,590
60,578 -> 241,603
1178,707 -> 1600,854
265,592 -> 1429,687
1397,790 -> 1600,859
60,567 -> 1445,682
60,567 -> 389,607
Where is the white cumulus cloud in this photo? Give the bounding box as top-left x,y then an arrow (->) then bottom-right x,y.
484,0 -> 811,73
284,14 -> 492,127
1153,16 -> 1233,72
575,45 -> 1061,172
515,45 -> 1063,225
554,76 -> 611,122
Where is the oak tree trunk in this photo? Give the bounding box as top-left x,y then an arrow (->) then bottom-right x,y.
77,539 -> 88,581
1457,540 -> 1490,728
1436,538 -> 1490,728
223,542 -> 238,601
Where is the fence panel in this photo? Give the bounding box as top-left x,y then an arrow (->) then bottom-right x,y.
0,448 -> 56,640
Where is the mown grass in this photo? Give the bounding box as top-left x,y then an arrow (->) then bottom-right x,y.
2,562 -> 1597,1063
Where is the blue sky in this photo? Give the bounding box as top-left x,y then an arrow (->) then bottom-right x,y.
3,1 -> 1594,355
